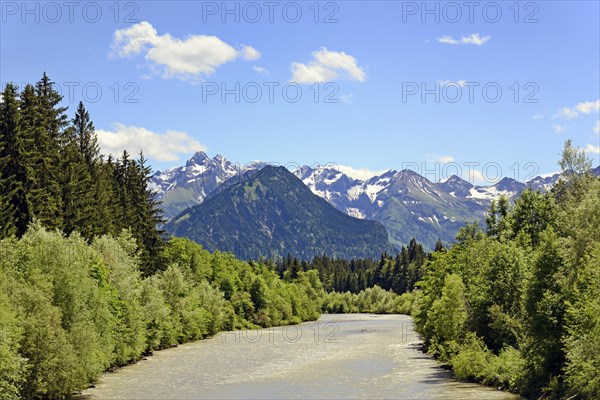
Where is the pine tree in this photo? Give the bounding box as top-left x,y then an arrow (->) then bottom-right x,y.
0,83 -> 32,237
61,102 -> 102,238
22,74 -> 68,229
109,150 -> 165,274
113,150 -> 134,232
486,200 -> 498,236
72,102 -> 100,167
0,132 -> 13,237
434,239 -> 445,252
135,151 -> 165,274
93,158 -> 116,236
60,126 -> 92,237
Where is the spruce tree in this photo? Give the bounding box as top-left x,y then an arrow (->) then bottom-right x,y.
22,74 -> 68,229
72,101 -> 100,167
60,127 -> 91,237
0,83 -> 32,237
135,151 -> 165,274
61,102 -> 100,238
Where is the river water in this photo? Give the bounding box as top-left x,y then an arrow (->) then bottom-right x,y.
78,314 -> 521,399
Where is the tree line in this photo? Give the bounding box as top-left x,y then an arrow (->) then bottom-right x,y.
276,237 -> 430,294
413,141 -> 599,399
0,227 -> 325,399
0,74 -> 164,275
0,75 -> 330,399
7,74 -> 597,399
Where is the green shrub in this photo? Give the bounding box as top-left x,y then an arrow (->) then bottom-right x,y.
451,333 -> 492,381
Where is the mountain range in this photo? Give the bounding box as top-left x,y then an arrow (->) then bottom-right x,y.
152,152 -> 599,250
165,165 -> 392,260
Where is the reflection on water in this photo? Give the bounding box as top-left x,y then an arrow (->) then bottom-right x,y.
77,314 -> 521,399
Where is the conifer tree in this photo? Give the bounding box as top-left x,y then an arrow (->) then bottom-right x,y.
61,102 -> 100,238
0,83 -> 32,237
22,74 -> 67,229
135,151 -> 165,274
60,127 -> 91,237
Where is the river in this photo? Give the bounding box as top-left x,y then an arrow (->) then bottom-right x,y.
77,314 -> 521,399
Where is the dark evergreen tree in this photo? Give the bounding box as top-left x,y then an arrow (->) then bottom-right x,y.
134,151 -> 165,274
486,199 -> 498,236
22,75 -> 68,229
61,102 -> 105,239
0,83 -> 32,237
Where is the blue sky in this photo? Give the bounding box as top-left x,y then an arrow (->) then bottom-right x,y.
1,1 -> 599,184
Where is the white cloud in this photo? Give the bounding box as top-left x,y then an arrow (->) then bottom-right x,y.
463,169 -> 501,185
555,107 -> 579,119
463,169 -> 489,184
111,21 -> 260,81
532,114 -> 545,120
290,48 -> 367,84
576,100 -> 600,114
472,170 -> 485,181
241,45 -> 261,61
97,123 -> 206,162
337,165 -> 387,181
426,153 -> 455,163
436,33 -> 490,46
437,80 -> 466,87
253,66 -> 269,75
585,144 -> 600,154
553,124 -> 566,134
437,155 -> 455,163
594,120 -> 600,134
554,99 -> 600,119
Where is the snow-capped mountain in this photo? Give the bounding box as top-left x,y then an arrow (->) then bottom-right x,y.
150,152 -> 264,220
152,153 -> 599,250
437,175 -> 474,198
527,172 -> 563,192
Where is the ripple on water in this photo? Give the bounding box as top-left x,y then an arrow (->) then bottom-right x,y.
77,314 -> 522,400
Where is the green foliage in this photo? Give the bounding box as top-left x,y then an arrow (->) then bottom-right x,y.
0,275 -> 26,400
0,74 -> 336,399
451,333 -> 526,392
0,83 -> 31,238
323,286 -> 414,315
414,141 -> 600,399
0,76 -> 165,275
0,229 -> 324,399
277,239 -> 427,295
559,139 -> 592,176
451,333 -> 493,381
429,274 -> 467,349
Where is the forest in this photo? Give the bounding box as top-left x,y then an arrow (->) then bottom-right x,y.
1,75 -> 598,399
413,141 -> 600,399
274,237 -> 429,294
0,74 -> 328,399
0,75 -> 409,399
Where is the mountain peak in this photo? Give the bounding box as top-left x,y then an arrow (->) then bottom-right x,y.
166,163 -> 392,260
393,169 -> 430,184
187,151 -> 210,166
255,165 -> 297,183
493,177 -> 525,192
441,174 -> 474,188
397,169 -> 420,176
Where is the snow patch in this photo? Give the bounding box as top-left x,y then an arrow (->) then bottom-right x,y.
347,208 -> 366,219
